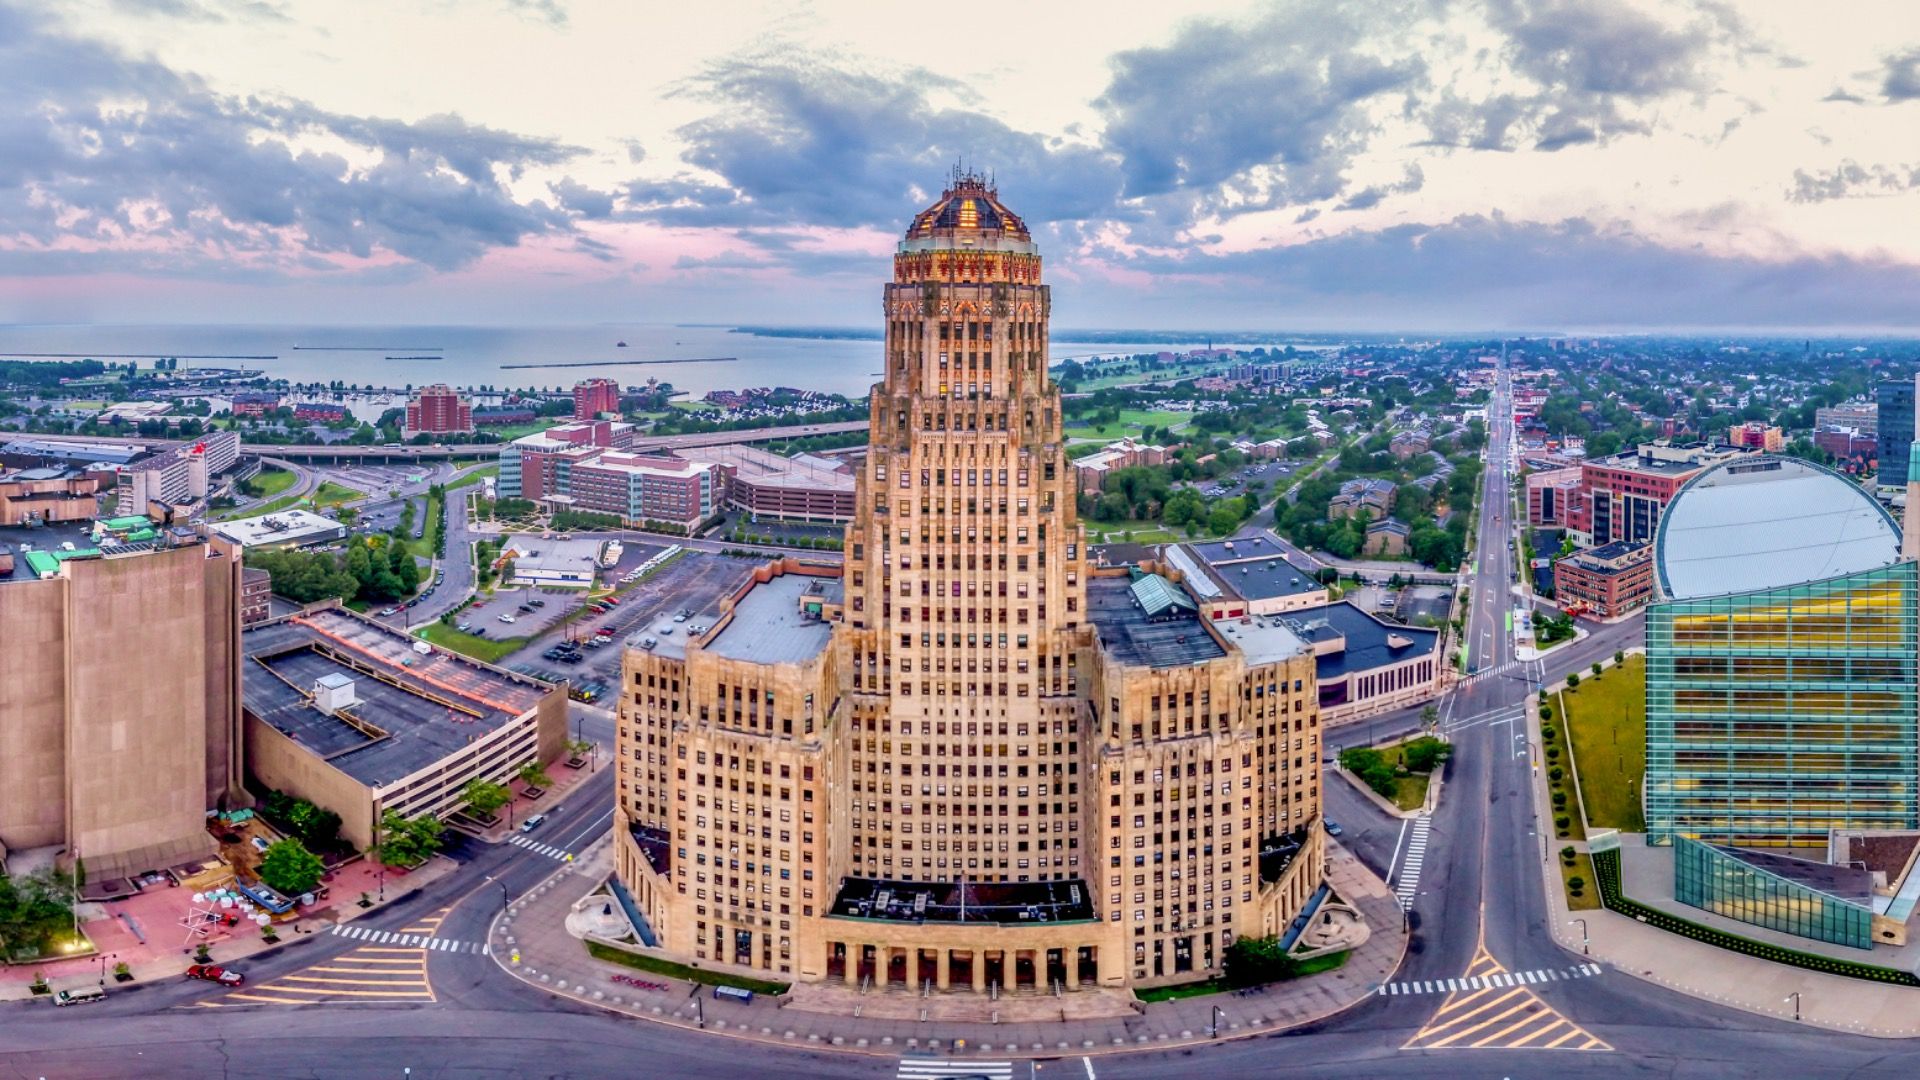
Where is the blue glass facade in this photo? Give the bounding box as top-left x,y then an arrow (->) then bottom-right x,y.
1878,377 -> 1915,488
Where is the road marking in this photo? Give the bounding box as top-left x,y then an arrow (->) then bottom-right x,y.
1394,815 -> 1431,908
328,924 -> 489,954
207,907 -> 455,1007
1083,1056 -> 1097,1080
896,1059 -> 1013,1079
508,835 -> 575,861
1385,817 -> 1412,885
1402,945 -> 1610,1052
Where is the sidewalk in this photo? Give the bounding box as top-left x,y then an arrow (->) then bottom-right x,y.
1524,690 -> 1920,1038
0,853 -> 457,1002
490,839 -> 1409,1059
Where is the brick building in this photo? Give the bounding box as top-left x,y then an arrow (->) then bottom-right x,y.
573,378 -> 622,420
1564,441 -> 1755,548
403,384 -> 474,438
1552,539 -> 1654,618
1525,466 -> 1582,528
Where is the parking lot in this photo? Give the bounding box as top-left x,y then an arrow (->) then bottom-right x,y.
327,464 -> 434,496
501,551 -> 758,699
1197,459 -> 1295,499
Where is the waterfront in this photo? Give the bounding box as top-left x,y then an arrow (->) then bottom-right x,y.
0,324 -> 1268,398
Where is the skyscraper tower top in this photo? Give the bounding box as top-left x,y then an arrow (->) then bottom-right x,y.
904,168 -> 1033,248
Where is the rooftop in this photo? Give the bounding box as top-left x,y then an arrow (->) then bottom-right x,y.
1282,601 -> 1442,680
1562,539 -> 1651,572
1088,575 -> 1226,669
1186,534 -> 1286,566
1212,612 -> 1311,667
1656,456 -> 1902,601
676,443 -> 854,494
242,606 -> 551,789
1201,551 -> 1325,604
211,509 -> 346,548
704,571 -> 837,665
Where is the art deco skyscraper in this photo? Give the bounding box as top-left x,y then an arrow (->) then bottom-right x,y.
614,172 -> 1326,993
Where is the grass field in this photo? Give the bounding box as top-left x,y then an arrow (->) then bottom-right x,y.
417,623 -> 528,664
1559,656 -> 1647,832
586,941 -> 788,994
1079,520 -> 1180,544
247,467 -> 296,498
1063,407 -> 1194,441
312,481 -> 363,508
446,465 -> 497,491
1372,741 -> 1432,812
216,490 -> 304,520
1132,951 -> 1348,1002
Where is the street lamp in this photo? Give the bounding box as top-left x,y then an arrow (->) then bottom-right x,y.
96,951 -> 116,986
1570,918 -> 1589,956
1211,1003 -> 1224,1039
485,875 -> 510,914
1785,991 -> 1801,1021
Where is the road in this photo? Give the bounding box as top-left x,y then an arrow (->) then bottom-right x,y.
5,358 -> 1911,1077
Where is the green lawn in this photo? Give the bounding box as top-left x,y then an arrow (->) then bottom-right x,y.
586,941 -> 789,995
247,467 -> 296,498
1371,741 -> 1432,812
1132,951 -> 1348,1002
486,421 -> 554,441
1063,408 -> 1194,441
445,465 -> 497,491
216,491 -> 303,520
1559,656 -> 1647,832
312,481 -> 364,508
416,623 -> 529,664
1079,520 -> 1180,544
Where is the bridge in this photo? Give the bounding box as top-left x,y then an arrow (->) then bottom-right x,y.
16,421 -> 870,464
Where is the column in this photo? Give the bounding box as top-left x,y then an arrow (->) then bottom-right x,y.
904,948 -> 920,990
936,949 -> 952,991
1065,947 -> 1080,990
971,950 -> 987,993
842,942 -> 857,985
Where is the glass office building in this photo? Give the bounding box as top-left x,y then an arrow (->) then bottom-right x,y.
1647,457 -> 1919,848
1673,837 -> 1876,948
1878,376 -> 1916,489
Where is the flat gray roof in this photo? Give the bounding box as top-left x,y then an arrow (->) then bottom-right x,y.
1088,576 -> 1226,669
243,607 -> 551,788
704,573 -> 835,665
1212,614 -> 1310,666
1657,457 -> 1901,601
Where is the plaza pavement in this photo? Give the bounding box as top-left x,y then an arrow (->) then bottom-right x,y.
490,833 -> 1409,1059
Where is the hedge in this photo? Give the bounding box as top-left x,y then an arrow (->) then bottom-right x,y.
1590,849 -> 1918,986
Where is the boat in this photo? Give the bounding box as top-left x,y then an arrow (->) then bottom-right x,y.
616,341 -> 628,348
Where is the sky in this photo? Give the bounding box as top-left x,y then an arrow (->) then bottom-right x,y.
9,0 -> 1920,332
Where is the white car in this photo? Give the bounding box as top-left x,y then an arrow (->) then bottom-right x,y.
498,613 -> 516,624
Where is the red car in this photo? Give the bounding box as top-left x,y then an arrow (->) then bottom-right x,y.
185,964 -> 244,987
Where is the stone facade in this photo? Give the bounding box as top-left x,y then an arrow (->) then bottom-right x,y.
612,174 -> 1325,993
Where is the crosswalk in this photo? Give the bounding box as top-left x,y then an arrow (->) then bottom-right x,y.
509,834 -> 574,861
1403,945 -> 1610,1052
1394,815 -> 1431,909
1460,659 -> 1526,686
329,923 -> 489,954
201,908 -> 455,1007
1380,963 -> 1601,996
896,1059 -> 1013,1080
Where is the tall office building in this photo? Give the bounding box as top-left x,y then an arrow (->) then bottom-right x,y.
612,173 -> 1325,992
1645,456 -> 1918,848
573,378 -> 622,420
1877,376 -> 1917,488
0,532 -> 245,878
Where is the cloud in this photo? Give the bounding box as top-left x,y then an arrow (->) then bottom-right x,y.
1336,165 -> 1425,211
1883,48 -> 1920,101
0,3 -> 587,275
1823,86 -> 1866,104
1786,160 -> 1920,203
1094,3 -> 1424,209
503,0 -> 566,27
550,178 -> 615,218
106,0 -> 290,21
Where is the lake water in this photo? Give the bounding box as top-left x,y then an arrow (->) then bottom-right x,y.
0,324 -> 1266,399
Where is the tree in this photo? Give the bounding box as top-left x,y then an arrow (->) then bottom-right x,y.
1224,934 -> 1299,987
258,839 -> 325,897
518,762 -> 553,790
1402,736 -> 1453,773
373,810 -> 445,868
462,778 -> 512,818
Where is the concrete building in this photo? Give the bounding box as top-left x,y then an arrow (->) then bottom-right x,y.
497,419 -> 637,500
1388,429 -> 1431,460
0,469 -> 106,526
1815,400 -> 1878,437
1074,439 -> 1170,495
1266,601 -> 1442,725
404,384 -> 474,438
676,443 -> 858,523
498,420 -> 722,531
1551,539 -> 1654,617
240,604 -> 565,851
241,567 -> 273,626
0,530 -> 245,879
612,175 -> 1328,995
1814,426 -> 1877,465
211,509 -> 349,550
113,430 -> 241,518
574,378 -> 622,421
1165,537 -> 1329,619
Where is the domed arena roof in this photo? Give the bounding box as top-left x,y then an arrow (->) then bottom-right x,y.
906,169 -> 1030,241
1655,456 -> 1903,601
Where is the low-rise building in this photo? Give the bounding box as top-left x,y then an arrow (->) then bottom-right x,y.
230,392 -> 280,416
1364,518 -> 1410,557
211,509 -> 348,551
1726,421 -> 1784,452
240,604 -> 565,851
241,566 -> 273,626
1167,536 -> 1329,618
1246,601 -> 1442,726
1328,478 -> 1395,519
1389,429 -> 1431,459
1552,539 -> 1654,617
0,468 -> 106,526
1525,466 -> 1582,529
676,443 -> 857,523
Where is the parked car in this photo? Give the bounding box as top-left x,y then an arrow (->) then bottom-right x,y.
54,986 -> 106,1006
1323,820 -> 1344,837
185,965 -> 244,987
498,614 -> 516,624
529,599 -> 546,608
520,814 -> 547,833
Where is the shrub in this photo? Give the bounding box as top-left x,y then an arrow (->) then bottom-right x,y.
1552,790 -> 1568,807
1568,876 -> 1586,894
1549,766 -> 1564,783
1546,745 -> 1560,760
1559,845 -> 1576,865
1566,672 -> 1580,688
1614,649 -> 1625,665
1539,704 -> 1554,722
1540,724 -> 1556,741
1555,814 -> 1571,831
1591,662 -> 1603,676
